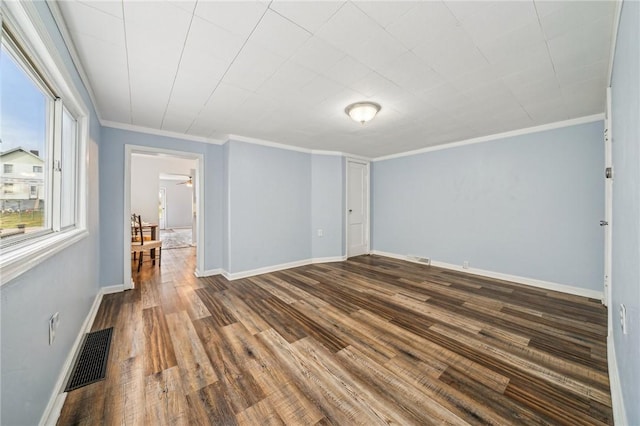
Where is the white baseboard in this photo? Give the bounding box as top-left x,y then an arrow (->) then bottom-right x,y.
312,255 -> 347,264
371,250 -> 604,300
608,334 -> 627,426
224,259 -> 312,280
194,268 -> 222,278
40,284 -> 125,426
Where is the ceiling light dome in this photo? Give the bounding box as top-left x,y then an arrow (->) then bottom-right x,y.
345,101 -> 381,124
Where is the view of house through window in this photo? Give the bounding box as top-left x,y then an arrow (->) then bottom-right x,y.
0,42 -> 49,237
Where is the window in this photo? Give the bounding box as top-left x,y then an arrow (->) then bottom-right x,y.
1,3 -> 88,284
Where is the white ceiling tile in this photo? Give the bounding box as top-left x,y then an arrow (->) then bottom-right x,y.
322,56 -> 372,87
523,97 -> 568,124
314,2 -> 381,52
547,16 -> 612,71
458,1 -> 538,45
353,1 -> 416,29
348,30 -> 408,70
489,42 -> 553,79
476,21 -> 546,66
185,16 -> 245,65
223,43 -> 287,91
58,1 -> 124,45
288,36 -> 345,73
501,60 -> 557,93
377,52 -> 443,91
298,75 -> 345,104
538,1 -> 616,40
428,46 -> 490,80
194,1 -> 268,39
256,61 -> 318,97
269,1 -> 344,33
385,1 -> 460,50
250,10 -> 312,58
77,0 -> 123,19
555,60 -> 608,87
411,25 -> 477,66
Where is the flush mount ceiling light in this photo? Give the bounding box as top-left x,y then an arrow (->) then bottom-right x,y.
345,101 -> 381,124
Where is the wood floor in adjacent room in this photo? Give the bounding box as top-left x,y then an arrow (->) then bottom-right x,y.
57,248 -> 612,425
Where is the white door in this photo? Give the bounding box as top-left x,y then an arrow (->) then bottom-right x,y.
159,187 -> 166,230
603,87 -> 613,308
347,160 -> 369,257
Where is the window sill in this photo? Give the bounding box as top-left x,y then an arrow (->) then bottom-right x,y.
0,228 -> 88,286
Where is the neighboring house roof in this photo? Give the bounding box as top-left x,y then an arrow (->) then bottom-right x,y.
0,147 -> 43,162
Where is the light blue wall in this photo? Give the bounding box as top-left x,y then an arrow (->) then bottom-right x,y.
227,141 -> 312,273
99,128 -> 224,284
311,155 -> 344,259
372,121 -> 604,291
610,1 -> 640,423
0,3 -> 101,424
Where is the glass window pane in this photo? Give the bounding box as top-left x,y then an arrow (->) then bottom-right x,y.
60,107 -> 77,228
0,43 -> 49,238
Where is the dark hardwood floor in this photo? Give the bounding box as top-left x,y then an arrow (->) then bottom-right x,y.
58,248 -> 612,425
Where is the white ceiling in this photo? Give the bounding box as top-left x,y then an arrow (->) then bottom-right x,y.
56,1 -> 616,158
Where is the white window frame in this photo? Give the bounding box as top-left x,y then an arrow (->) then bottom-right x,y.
0,2 -> 89,286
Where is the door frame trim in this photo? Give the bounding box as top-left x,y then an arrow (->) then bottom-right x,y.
123,144 -> 204,289
345,158 -> 371,258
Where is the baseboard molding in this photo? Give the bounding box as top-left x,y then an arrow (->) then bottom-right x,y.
608,334 -> 628,426
102,284 -> 125,294
194,268 -> 222,278
312,255 -> 347,264
223,259 -> 312,281
40,284 -> 124,425
371,250 -> 604,300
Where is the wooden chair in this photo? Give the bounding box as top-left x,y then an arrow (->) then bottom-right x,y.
131,214 -> 162,272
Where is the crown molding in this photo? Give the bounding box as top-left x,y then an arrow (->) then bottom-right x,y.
373,114 -> 605,162
102,120 -> 224,145
226,134 -> 370,160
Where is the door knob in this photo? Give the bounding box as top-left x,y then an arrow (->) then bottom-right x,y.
600,220 -> 609,226
349,209 -> 353,213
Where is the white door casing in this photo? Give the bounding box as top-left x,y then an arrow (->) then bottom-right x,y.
604,87 -> 613,314
347,159 -> 370,257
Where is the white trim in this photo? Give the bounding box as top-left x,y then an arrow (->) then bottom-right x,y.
0,229 -> 88,286
223,259 -> 312,281
194,268 -> 222,278
123,145 -> 205,290
607,0 -> 624,86
312,255 -> 347,264
371,250 -> 604,300
608,334 -> 628,426
40,284 -> 124,425
104,120 -> 224,145
227,134 -> 371,160
373,114 -> 605,162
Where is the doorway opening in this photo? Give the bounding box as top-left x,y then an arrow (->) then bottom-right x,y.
124,145 -> 204,289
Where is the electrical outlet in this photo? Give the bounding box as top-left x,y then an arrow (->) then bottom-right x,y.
463,261 -> 469,269
317,229 -> 323,237
620,304 -> 627,335
49,312 -> 60,345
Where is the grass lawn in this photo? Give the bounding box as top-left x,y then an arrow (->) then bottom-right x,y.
0,211 -> 45,229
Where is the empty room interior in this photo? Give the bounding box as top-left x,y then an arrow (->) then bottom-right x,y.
1,0 -> 639,425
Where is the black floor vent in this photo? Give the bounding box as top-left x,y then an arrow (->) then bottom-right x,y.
65,327 -> 113,392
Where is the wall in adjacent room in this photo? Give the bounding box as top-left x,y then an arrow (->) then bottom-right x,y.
130,156 -> 195,227
610,0 -> 640,423
372,121 -> 604,292
0,3 -> 101,424
159,179 -> 193,229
